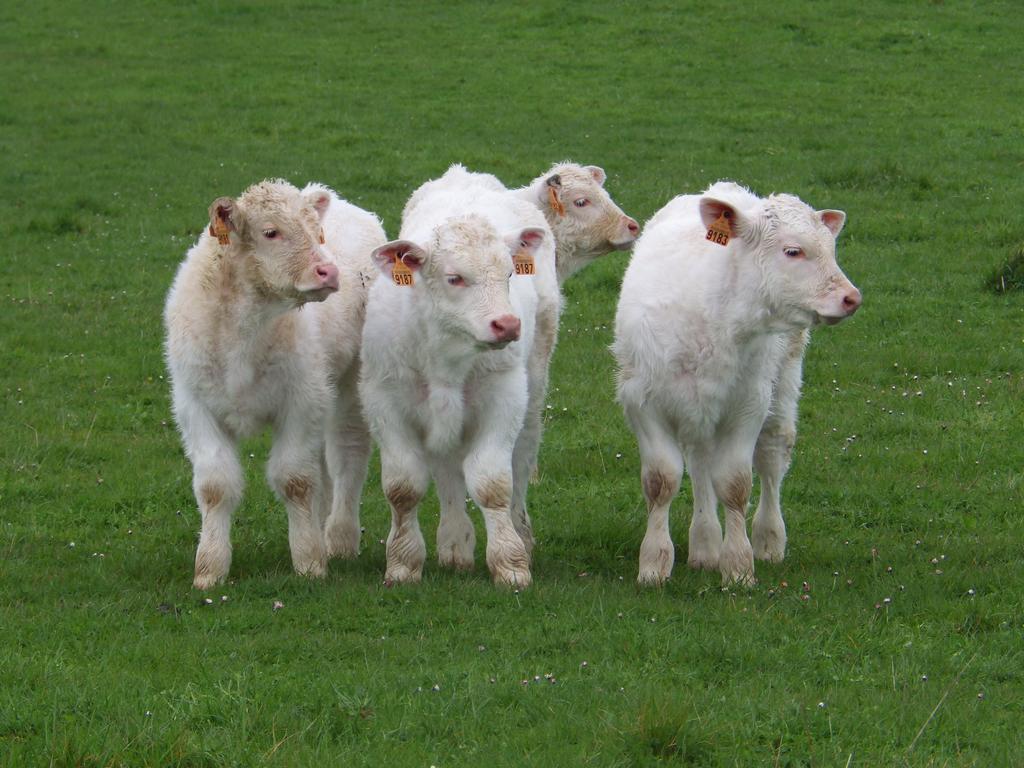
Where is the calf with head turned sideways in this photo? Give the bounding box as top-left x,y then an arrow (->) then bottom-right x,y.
613,181 -> 861,587
164,179 -> 384,588
360,174 -> 558,587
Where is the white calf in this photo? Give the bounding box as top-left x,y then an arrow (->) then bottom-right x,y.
512,162 -> 639,284
613,181 -> 861,586
164,180 -> 383,588
361,174 -> 558,587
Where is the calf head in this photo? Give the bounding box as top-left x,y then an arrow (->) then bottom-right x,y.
533,163 -> 639,280
208,180 -> 339,305
699,192 -> 861,328
372,215 -> 545,349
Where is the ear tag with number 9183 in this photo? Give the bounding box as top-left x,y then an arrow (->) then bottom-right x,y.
706,212 -> 731,246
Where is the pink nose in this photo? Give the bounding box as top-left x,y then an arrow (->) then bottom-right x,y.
490,314 -> 521,342
315,263 -> 339,291
842,288 -> 862,315
625,217 -> 640,236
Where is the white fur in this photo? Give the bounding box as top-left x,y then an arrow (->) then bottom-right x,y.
362,167 -> 559,587
613,181 -> 860,587
164,180 -> 384,588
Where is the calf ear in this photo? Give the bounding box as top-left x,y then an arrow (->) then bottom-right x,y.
543,174 -> 566,216
208,197 -> 239,241
699,197 -> 741,239
585,165 -> 607,186
370,240 -> 427,275
506,227 -> 546,256
818,209 -> 846,237
302,185 -> 333,220
208,195 -> 238,231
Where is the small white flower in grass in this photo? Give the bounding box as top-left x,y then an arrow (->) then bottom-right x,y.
431,684 -> 440,692
534,675 -> 541,682
921,675 -> 928,682
68,541 -> 75,548
272,600 -> 284,611
817,701 -> 826,709
580,661 -> 588,668
220,595 -> 228,602
145,710 -> 152,717
967,588 -> 975,596
883,597 -> 892,605
977,692 -> 985,700
203,598 -> 213,605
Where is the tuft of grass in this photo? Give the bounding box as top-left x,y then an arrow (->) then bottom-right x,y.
986,244 -> 1024,293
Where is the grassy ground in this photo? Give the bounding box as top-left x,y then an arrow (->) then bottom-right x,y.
2,1 -> 1022,765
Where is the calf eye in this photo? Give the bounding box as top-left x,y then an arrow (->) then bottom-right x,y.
263,229 -> 280,240
573,198 -> 590,208
784,247 -> 804,259
446,275 -> 465,287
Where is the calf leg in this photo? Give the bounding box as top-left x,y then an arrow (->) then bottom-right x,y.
178,404 -> 244,590
686,453 -> 722,571
434,458 -> 475,571
509,301 -> 558,557
627,406 -> 683,586
465,452 -> 529,588
268,419 -> 328,578
752,331 -> 805,562
381,444 -> 429,585
324,371 -> 372,559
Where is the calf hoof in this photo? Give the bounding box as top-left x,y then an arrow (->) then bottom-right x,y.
687,550 -> 720,571
325,520 -> 360,560
752,529 -> 786,563
486,539 -> 531,588
637,566 -> 670,586
384,562 -> 423,585
438,548 -> 475,572
638,535 -> 674,586
193,545 -> 230,590
294,556 -> 328,579
492,565 -> 532,589
193,571 -> 226,591
719,547 -> 756,588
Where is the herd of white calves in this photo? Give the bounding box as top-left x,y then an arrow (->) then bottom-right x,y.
164,162 -> 861,591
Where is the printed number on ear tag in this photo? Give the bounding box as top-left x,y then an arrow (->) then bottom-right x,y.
211,218 -> 231,246
392,259 -> 414,286
514,252 -> 536,276
706,213 -> 731,247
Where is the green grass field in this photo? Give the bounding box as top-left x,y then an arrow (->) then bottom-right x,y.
2,1 -> 1022,765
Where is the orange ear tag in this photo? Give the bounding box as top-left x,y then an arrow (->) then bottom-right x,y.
319,229 -> 326,245
392,257 -> 414,286
548,186 -> 566,217
705,213 -> 731,246
514,250 -> 536,276
211,218 -> 231,246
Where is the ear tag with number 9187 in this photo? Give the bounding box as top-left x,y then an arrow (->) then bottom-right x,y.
392,256 -> 414,286
514,251 -> 536,276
